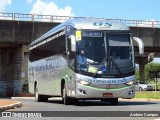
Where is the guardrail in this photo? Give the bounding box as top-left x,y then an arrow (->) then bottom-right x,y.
0,12 -> 160,28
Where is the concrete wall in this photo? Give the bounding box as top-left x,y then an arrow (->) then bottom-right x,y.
1,20 -> 160,47
0,20 -> 59,44
0,20 -> 59,97
131,27 -> 160,47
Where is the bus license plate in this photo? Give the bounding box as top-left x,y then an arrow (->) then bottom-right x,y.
103,93 -> 113,97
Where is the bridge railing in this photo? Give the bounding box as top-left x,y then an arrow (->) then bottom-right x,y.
0,12 -> 160,28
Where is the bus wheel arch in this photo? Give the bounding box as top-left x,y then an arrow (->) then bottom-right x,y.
34,81 -> 37,94
61,79 -> 65,96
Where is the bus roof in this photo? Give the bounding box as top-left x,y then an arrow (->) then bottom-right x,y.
30,18 -> 130,47
66,18 -> 129,30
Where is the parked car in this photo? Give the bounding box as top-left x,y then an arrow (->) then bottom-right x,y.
135,81 -> 153,91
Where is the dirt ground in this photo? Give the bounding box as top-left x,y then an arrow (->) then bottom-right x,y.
0,99 -> 19,107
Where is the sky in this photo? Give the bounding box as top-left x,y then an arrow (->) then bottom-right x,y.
0,0 -> 160,21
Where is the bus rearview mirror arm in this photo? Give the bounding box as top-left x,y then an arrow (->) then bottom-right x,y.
69,35 -> 76,52
133,37 -> 144,55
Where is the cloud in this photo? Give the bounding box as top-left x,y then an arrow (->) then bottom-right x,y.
30,0 -> 74,16
0,0 -> 12,12
27,0 -> 33,4
29,0 -> 47,14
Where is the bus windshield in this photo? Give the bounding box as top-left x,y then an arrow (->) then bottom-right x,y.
76,31 -> 134,76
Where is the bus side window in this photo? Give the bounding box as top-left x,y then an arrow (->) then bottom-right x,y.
67,37 -> 71,53
67,36 -> 75,70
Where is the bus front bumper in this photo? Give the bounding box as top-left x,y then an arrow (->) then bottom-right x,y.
74,82 -> 135,99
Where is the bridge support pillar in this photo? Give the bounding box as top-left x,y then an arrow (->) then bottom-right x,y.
139,62 -> 145,82
135,55 -> 147,82
135,53 -> 154,82
13,45 -> 29,96
0,44 -> 29,97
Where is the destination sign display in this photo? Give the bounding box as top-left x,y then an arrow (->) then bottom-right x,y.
83,31 -> 102,37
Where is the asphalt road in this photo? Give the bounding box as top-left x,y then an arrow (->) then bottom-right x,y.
4,97 -> 160,120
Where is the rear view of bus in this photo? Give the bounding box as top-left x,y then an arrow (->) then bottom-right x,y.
29,19 -> 136,105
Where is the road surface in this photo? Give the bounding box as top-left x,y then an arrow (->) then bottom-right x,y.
4,97 -> 160,120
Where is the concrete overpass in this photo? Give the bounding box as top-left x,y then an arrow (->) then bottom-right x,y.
0,12 -> 160,97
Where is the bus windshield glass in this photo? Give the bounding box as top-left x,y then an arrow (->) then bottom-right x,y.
76,31 -> 134,76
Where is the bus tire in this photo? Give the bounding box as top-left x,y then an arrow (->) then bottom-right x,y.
62,83 -> 71,105
72,99 -> 78,104
139,87 -> 143,91
35,86 -> 48,102
42,96 -> 49,102
110,98 -> 118,105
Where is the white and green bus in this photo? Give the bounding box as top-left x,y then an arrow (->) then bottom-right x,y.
29,19 -> 138,105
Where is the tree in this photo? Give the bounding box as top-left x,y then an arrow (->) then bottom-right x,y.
136,63 -> 160,83
136,70 -> 140,81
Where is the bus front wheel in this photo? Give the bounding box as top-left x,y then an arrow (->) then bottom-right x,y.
62,83 -> 71,105
110,98 -> 118,105
101,98 -> 118,105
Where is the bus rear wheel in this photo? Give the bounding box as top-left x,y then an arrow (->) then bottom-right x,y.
35,86 -> 48,102
62,83 -> 71,105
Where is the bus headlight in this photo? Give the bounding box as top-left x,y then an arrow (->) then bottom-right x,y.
125,80 -> 135,86
79,80 -> 90,85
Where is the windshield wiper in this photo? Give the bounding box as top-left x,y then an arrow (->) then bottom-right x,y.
92,56 -> 124,78
108,56 -> 124,77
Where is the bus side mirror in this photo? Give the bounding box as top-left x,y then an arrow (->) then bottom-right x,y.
69,35 -> 76,52
133,37 -> 144,55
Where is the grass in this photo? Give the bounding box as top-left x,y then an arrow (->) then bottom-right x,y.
135,91 -> 160,99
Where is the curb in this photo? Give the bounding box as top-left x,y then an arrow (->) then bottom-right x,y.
0,101 -> 22,112
11,97 -> 35,100
119,98 -> 160,102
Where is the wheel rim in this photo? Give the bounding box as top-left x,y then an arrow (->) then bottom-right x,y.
139,87 -> 142,91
